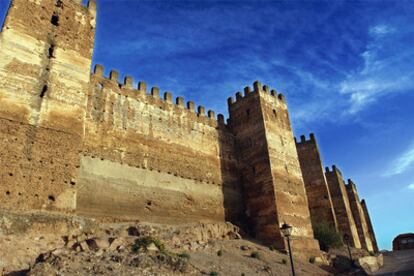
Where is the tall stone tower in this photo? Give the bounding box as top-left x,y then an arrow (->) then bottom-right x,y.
228,81 -> 320,258
346,180 -> 374,251
361,199 -> 379,252
0,0 -> 96,211
325,166 -> 361,248
295,133 -> 338,230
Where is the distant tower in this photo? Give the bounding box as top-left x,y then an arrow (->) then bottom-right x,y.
361,199 -> 379,252
295,133 -> 338,230
228,81 -> 320,258
0,0 -> 96,210
325,166 -> 361,248
346,180 -> 374,251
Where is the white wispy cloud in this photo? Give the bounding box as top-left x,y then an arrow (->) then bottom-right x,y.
407,183 -> 414,190
339,24 -> 414,115
384,141 -> 414,176
369,24 -> 395,36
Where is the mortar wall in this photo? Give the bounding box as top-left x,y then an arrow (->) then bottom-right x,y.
361,200 -> 379,252
295,135 -> 338,230
325,167 -> 361,248
346,182 -> 374,252
77,72 -> 244,224
0,0 -> 95,212
228,84 -> 320,258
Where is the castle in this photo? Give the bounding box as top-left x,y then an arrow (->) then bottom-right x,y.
0,0 -> 377,258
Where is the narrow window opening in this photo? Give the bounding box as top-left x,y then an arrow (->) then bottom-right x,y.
51,14 -> 59,26
40,85 -> 47,98
56,0 -> 63,8
48,45 -> 55,58
246,109 -> 250,116
6,191 -> 10,195
252,166 -> 256,175
48,195 -> 55,201
273,109 -> 277,117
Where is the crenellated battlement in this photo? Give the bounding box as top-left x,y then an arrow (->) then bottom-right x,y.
90,64 -> 227,127
325,165 -> 343,176
227,80 -> 286,107
346,179 -> 358,192
294,133 -> 316,144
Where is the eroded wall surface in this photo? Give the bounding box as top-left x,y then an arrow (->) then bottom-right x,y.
361,199 -> 379,252
325,166 -> 361,248
228,82 -> 320,257
295,134 -> 338,230
346,181 -> 374,252
0,0 -> 95,211
76,68 -> 244,224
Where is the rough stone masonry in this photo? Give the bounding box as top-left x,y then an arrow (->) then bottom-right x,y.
0,0 -> 377,258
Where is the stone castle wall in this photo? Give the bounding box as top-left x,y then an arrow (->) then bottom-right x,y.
0,0 -> 378,257
346,181 -> 374,251
295,134 -> 338,230
227,83 -> 320,257
361,199 -> 379,252
325,166 -> 362,248
0,0 -> 96,212
77,65 -> 244,224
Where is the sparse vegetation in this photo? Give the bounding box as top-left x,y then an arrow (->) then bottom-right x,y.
217,250 -> 223,256
268,245 -> 277,251
210,271 -> 218,276
312,220 -> 343,251
132,236 -> 165,253
250,251 -> 260,259
309,256 -> 315,264
178,252 -> 190,259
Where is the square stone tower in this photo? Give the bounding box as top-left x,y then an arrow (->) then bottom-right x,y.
346,180 -> 374,252
228,81 -> 320,258
325,166 -> 361,248
361,199 -> 379,252
295,133 -> 338,230
0,0 -> 96,211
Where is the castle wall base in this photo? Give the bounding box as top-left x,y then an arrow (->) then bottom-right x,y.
76,156 -> 232,224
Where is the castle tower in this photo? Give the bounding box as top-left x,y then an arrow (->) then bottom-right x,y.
325,166 -> 361,248
361,199 -> 379,252
346,180 -> 374,251
295,133 -> 338,230
228,81 -> 320,258
0,0 -> 96,211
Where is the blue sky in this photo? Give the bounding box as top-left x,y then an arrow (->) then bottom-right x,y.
1,0 -> 413,250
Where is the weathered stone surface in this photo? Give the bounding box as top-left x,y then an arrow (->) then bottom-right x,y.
0,0 -> 377,262
346,180 -> 374,252
356,254 -> 383,274
295,134 -> 338,230
361,199 -> 379,252
228,84 -> 320,258
0,0 -> 95,212
325,166 -> 361,248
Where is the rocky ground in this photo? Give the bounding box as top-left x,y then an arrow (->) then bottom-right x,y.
0,210 -> 375,275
